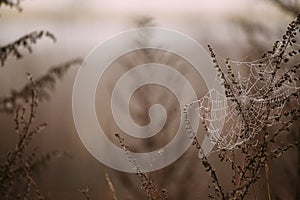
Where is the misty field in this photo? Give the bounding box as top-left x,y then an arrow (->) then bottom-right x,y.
0,1 -> 300,200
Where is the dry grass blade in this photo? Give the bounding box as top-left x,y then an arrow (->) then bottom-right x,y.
264,163 -> 271,200
105,170 -> 118,200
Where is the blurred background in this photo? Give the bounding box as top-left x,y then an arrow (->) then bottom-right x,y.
0,0 -> 299,199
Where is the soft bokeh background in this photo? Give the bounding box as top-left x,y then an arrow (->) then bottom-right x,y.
0,0 -> 298,199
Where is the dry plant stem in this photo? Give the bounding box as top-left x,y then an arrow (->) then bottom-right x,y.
0,74 -> 72,199
81,187 -> 91,200
185,14 -> 300,200
251,184 -> 257,200
188,133 -> 226,200
1,75 -> 36,175
202,155 -> 226,200
115,133 -> 168,200
105,171 -> 118,200
0,30 -> 56,66
0,0 -> 24,11
236,159 -> 246,190
0,3 -> 82,199
208,45 -> 250,135
0,58 -> 83,113
297,131 -> 300,200
23,166 -> 45,200
264,163 -> 271,200
269,0 -> 300,17
263,15 -> 300,98
0,74 -> 46,199
240,141 -> 268,199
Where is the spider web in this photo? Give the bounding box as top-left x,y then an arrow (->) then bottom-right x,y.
189,53 -> 299,150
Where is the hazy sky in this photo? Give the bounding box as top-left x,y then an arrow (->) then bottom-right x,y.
24,0 -> 249,11
16,0 -> 262,18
